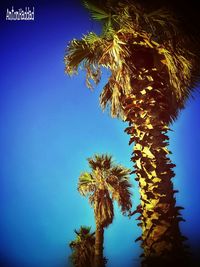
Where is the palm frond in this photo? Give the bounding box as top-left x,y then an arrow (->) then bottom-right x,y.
83,0 -> 110,21
108,166 -> 132,214
157,43 -> 193,103
87,154 -> 112,171
74,226 -> 94,239
65,35 -> 99,72
65,39 -> 92,75
78,172 -> 95,195
99,82 -> 112,111
65,32 -> 105,89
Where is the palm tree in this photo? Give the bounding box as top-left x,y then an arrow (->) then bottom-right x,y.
64,1 -> 200,266
69,226 -> 95,267
78,154 -> 132,267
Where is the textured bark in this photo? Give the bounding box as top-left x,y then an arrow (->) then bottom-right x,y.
123,67 -> 189,266
94,225 -> 104,267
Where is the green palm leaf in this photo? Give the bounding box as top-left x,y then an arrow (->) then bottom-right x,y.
83,0 -> 110,21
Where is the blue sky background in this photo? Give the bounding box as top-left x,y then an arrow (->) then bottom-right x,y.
0,1 -> 200,266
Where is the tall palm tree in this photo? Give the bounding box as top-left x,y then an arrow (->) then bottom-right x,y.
69,226 -> 95,267
78,154 -> 132,267
64,1 -> 200,266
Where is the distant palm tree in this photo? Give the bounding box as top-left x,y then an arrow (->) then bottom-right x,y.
65,1 -> 200,266
69,226 -> 95,267
78,154 -> 132,267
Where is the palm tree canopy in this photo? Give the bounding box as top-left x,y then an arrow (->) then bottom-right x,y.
65,0 -> 200,121
70,226 -> 95,249
69,226 -> 95,267
78,154 -> 132,227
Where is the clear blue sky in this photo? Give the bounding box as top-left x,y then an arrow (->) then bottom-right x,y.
0,1 -> 200,266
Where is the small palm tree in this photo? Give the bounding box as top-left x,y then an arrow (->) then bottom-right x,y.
78,154 -> 132,267
69,226 -> 95,267
64,1 -> 200,266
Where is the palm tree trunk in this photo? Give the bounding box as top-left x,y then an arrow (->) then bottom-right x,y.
94,224 -> 104,267
123,68 -> 189,266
